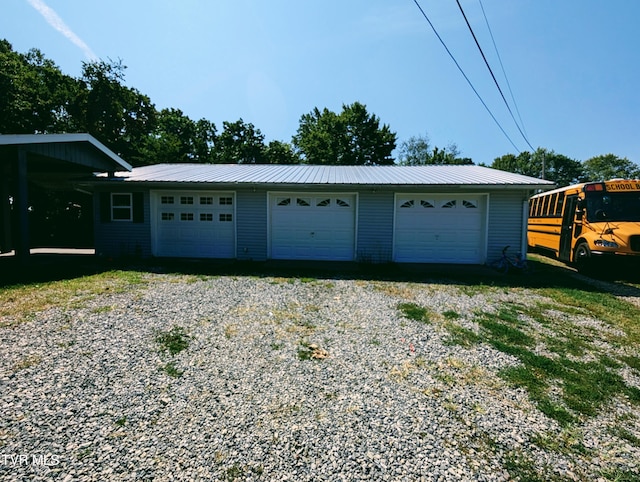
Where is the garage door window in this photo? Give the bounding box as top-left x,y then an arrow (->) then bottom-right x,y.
400,200 -> 414,208
463,200 -> 478,209
420,200 -> 435,208
337,199 -> 350,207
297,198 -> 310,207
277,198 -> 291,206
219,214 -> 232,222
180,213 -> 194,221
200,197 -> 214,205
180,196 -> 194,205
161,213 -> 174,221
161,196 -> 174,204
441,200 -> 456,208
220,197 -> 233,205
316,198 -> 331,207
200,213 -> 213,221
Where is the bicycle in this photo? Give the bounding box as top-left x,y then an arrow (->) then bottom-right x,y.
487,245 -> 532,274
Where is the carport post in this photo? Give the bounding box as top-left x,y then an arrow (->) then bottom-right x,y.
0,161 -> 11,253
15,148 -> 30,261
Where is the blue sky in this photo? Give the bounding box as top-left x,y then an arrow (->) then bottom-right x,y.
2,0 -> 639,165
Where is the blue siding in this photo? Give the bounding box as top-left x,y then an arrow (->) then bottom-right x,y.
486,191 -> 528,261
94,189 -> 152,258
356,191 -> 394,263
236,190 -> 268,261
93,184 -> 531,265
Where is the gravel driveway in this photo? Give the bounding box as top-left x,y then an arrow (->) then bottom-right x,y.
1,271 -> 639,481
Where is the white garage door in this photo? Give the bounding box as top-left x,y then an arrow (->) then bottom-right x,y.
270,193 -> 356,261
152,191 -> 235,258
394,194 -> 486,263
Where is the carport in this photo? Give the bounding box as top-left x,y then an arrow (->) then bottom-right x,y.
0,134 -> 131,262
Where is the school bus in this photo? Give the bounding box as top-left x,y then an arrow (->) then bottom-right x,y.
528,179 -> 640,267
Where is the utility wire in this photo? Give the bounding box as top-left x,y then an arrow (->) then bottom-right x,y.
478,0 -> 528,139
411,0 -> 521,153
455,0 -> 534,151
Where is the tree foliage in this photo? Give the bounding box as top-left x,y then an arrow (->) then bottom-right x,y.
397,133 -> 473,165
0,40 -> 77,134
69,59 -> 157,165
5,39 -> 637,179
264,140 -> 301,165
397,134 -> 431,165
491,148 -> 584,187
293,102 -> 396,165
214,119 -> 267,164
140,108 -> 216,165
542,150 -> 585,187
582,154 -> 640,181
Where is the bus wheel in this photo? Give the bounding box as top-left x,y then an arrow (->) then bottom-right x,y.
574,242 -> 592,271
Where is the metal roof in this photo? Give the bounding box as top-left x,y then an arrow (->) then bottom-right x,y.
103,163 -> 554,189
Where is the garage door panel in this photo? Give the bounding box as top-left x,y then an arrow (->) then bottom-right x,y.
270,194 -> 356,261
153,191 -> 235,258
394,194 -> 486,264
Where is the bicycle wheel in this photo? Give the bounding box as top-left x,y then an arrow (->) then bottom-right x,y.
491,258 -> 509,274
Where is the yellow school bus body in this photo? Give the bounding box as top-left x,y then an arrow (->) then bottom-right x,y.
528,180 -> 640,264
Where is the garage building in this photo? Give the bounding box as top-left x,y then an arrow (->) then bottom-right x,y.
87,163 -> 553,264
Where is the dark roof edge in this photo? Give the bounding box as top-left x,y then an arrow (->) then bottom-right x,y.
0,133 -> 132,172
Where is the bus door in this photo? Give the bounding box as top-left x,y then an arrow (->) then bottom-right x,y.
559,195 -> 579,261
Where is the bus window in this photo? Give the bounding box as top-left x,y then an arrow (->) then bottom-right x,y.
543,195 -> 552,216
529,199 -> 535,217
555,193 -> 564,216
548,193 -> 558,217
531,198 -> 538,217
535,197 -> 543,217
585,192 -> 640,222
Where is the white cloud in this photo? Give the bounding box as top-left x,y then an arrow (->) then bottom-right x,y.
26,0 -> 98,61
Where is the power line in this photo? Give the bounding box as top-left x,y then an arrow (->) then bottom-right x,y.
455,0 -> 534,151
478,0 -> 528,139
411,0 -> 521,154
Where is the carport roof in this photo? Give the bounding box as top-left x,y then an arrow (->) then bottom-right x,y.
100,163 -> 555,189
0,133 -> 131,172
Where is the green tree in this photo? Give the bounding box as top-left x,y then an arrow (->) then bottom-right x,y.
0,40 -> 77,134
397,134 -> 472,165
582,154 -> 640,181
193,118 -> 217,163
431,145 -> 473,165
293,102 -> 396,165
264,140 -> 301,164
539,149 -> 584,187
69,59 -> 157,165
140,108 -> 216,165
293,107 -> 342,165
491,148 -> 583,187
397,134 -> 431,165
214,118 -> 266,164
492,151 -> 539,177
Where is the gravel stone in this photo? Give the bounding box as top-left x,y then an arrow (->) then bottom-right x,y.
0,273 -> 638,481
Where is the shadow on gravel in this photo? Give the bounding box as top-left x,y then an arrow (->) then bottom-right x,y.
3,251 -> 640,301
